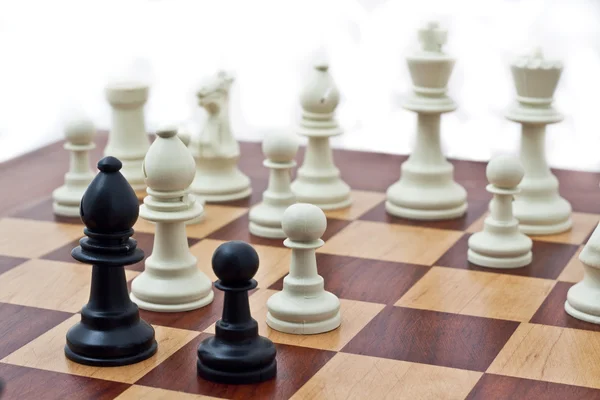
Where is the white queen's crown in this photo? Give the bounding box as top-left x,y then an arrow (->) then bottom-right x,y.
511,48 -> 563,102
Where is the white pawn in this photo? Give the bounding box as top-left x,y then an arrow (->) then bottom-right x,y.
468,156 -> 532,269
565,224 -> 600,324
266,203 -> 341,334
52,117 -> 96,217
130,127 -> 214,312
249,131 -> 299,238
177,127 -> 205,225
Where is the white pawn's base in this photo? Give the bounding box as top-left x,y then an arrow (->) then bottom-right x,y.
467,249 -> 532,269
52,184 -> 89,217
513,195 -> 572,236
565,281 -> 600,324
290,179 -> 351,211
130,291 -> 214,313
467,219 -> 533,269
266,291 -> 341,335
52,202 -> 80,218
248,200 -> 294,239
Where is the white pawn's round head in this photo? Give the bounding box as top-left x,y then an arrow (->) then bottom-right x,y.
282,203 -> 327,242
486,155 -> 524,189
143,127 -> 196,192
64,116 -> 95,145
262,130 -> 299,163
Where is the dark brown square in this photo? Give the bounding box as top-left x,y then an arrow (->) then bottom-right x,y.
530,281 -> 600,332
139,290 -> 224,332
40,232 -> 200,272
208,213 -> 351,248
0,363 -> 130,399
359,201 -> 489,231
342,306 -> 518,372
0,255 -> 27,275
466,373 -> 600,400
435,234 -> 579,279
136,333 -> 335,399
0,303 -> 72,359
269,254 -> 429,305
10,197 -> 84,225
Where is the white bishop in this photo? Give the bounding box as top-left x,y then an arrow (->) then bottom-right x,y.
130,127 -> 214,312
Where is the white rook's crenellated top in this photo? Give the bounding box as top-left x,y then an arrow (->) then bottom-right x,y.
506,48 -> 572,235
130,126 -> 214,313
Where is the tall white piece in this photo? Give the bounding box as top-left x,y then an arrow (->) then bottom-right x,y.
52,117 -> 96,217
468,156 -> 532,269
507,48 -> 572,235
104,82 -> 151,196
565,224 -> 600,324
249,131 -> 299,238
290,60 -> 352,211
266,203 -> 341,334
130,127 -> 214,312
189,71 -> 251,202
386,22 -> 467,220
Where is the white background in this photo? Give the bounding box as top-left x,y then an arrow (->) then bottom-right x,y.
0,0 -> 599,171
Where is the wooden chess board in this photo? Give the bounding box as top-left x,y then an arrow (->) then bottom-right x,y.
1,135 -> 600,399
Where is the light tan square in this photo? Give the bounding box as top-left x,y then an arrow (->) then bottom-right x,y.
318,220 -> 463,266
205,289 -> 384,351
190,239 -> 290,288
291,353 -> 482,400
558,246 -> 584,283
0,218 -> 84,258
468,212 -> 599,245
324,190 -> 385,220
396,267 -> 555,322
488,323 -> 600,389
134,205 -> 248,239
0,259 -> 138,312
2,315 -> 199,384
116,386 -> 220,400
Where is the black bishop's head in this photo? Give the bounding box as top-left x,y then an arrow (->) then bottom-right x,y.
79,156 -> 140,234
212,241 -> 259,288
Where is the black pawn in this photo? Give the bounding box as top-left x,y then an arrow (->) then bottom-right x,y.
197,241 -> 277,384
64,156 -> 157,366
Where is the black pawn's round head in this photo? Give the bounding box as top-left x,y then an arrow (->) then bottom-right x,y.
212,241 -> 259,287
80,156 -> 140,234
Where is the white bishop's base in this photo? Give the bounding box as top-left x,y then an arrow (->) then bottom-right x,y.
468,219 -> 532,269
386,179 -> 467,220
191,158 -> 251,202
513,196 -> 572,235
130,256 -> 214,313
266,290 -> 341,335
565,268 -> 600,325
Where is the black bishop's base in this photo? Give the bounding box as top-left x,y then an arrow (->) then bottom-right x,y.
197,241 -> 277,384
64,156 -> 157,367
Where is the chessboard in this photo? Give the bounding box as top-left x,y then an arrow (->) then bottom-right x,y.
1,133 -> 600,400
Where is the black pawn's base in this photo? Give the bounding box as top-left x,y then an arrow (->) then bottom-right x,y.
65,320 -> 157,367
197,336 -> 277,384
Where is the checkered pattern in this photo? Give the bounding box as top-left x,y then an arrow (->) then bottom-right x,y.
1,142 -> 600,399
